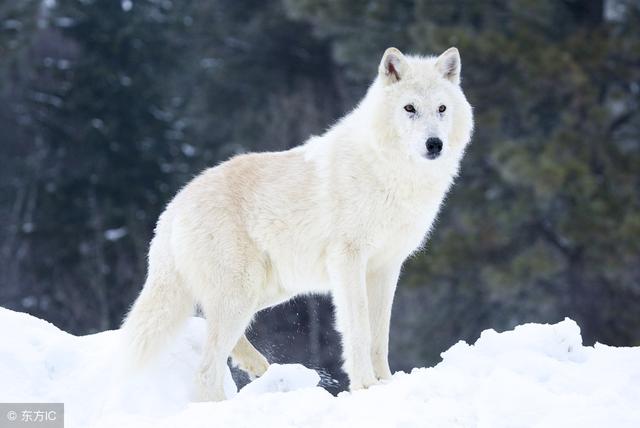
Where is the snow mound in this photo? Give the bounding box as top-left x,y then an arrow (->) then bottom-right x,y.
1,307 -> 639,428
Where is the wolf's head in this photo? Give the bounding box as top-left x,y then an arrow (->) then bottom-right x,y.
370,47 -> 474,167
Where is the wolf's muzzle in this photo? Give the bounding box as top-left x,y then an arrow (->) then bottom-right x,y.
426,137 -> 443,159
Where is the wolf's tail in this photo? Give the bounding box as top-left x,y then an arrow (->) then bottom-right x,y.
120,266 -> 193,369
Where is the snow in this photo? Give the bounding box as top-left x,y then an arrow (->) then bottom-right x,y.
104,227 -> 128,241
1,307 -> 639,428
53,17 -> 75,29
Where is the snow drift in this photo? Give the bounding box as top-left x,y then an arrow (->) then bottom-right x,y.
0,307 -> 638,427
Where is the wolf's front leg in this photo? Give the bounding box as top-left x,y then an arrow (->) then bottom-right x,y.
367,264 -> 402,381
329,248 -> 377,390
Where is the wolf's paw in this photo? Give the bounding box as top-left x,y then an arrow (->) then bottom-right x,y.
242,356 -> 269,380
373,363 -> 393,382
231,337 -> 270,380
194,385 -> 226,402
376,370 -> 393,382
348,371 -> 378,391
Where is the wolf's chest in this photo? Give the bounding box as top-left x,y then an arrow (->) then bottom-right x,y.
360,186 -> 445,257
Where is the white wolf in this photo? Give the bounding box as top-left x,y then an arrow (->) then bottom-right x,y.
122,47 -> 474,401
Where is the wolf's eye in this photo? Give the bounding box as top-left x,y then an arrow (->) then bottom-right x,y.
438,105 -> 447,113
404,104 -> 416,113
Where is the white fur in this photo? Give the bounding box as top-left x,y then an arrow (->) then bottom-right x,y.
121,47 -> 474,401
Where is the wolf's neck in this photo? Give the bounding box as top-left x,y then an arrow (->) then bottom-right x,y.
326,87 -> 382,143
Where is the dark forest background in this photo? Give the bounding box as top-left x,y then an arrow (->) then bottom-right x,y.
1,0 -> 638,391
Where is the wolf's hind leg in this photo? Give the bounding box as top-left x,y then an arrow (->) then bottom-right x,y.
193,258 -> 265,401
231,334 -> 269,379
196,302 -> 256,402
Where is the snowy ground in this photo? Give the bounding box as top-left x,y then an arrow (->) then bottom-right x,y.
0,307 -> 639,427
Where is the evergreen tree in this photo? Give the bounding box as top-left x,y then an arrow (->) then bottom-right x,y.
20,0 -> 193,331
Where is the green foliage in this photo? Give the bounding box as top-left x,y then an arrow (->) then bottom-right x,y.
189,1 -> 340,159
11,0 -> 195,330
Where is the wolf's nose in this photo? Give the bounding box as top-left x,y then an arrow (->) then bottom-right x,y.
426,137 -> 443,158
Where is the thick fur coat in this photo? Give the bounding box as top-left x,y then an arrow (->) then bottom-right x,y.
122,47 -> 474,401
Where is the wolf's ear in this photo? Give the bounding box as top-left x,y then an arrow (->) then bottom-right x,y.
435,47 -> 461,85
379,47 -> 408,85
